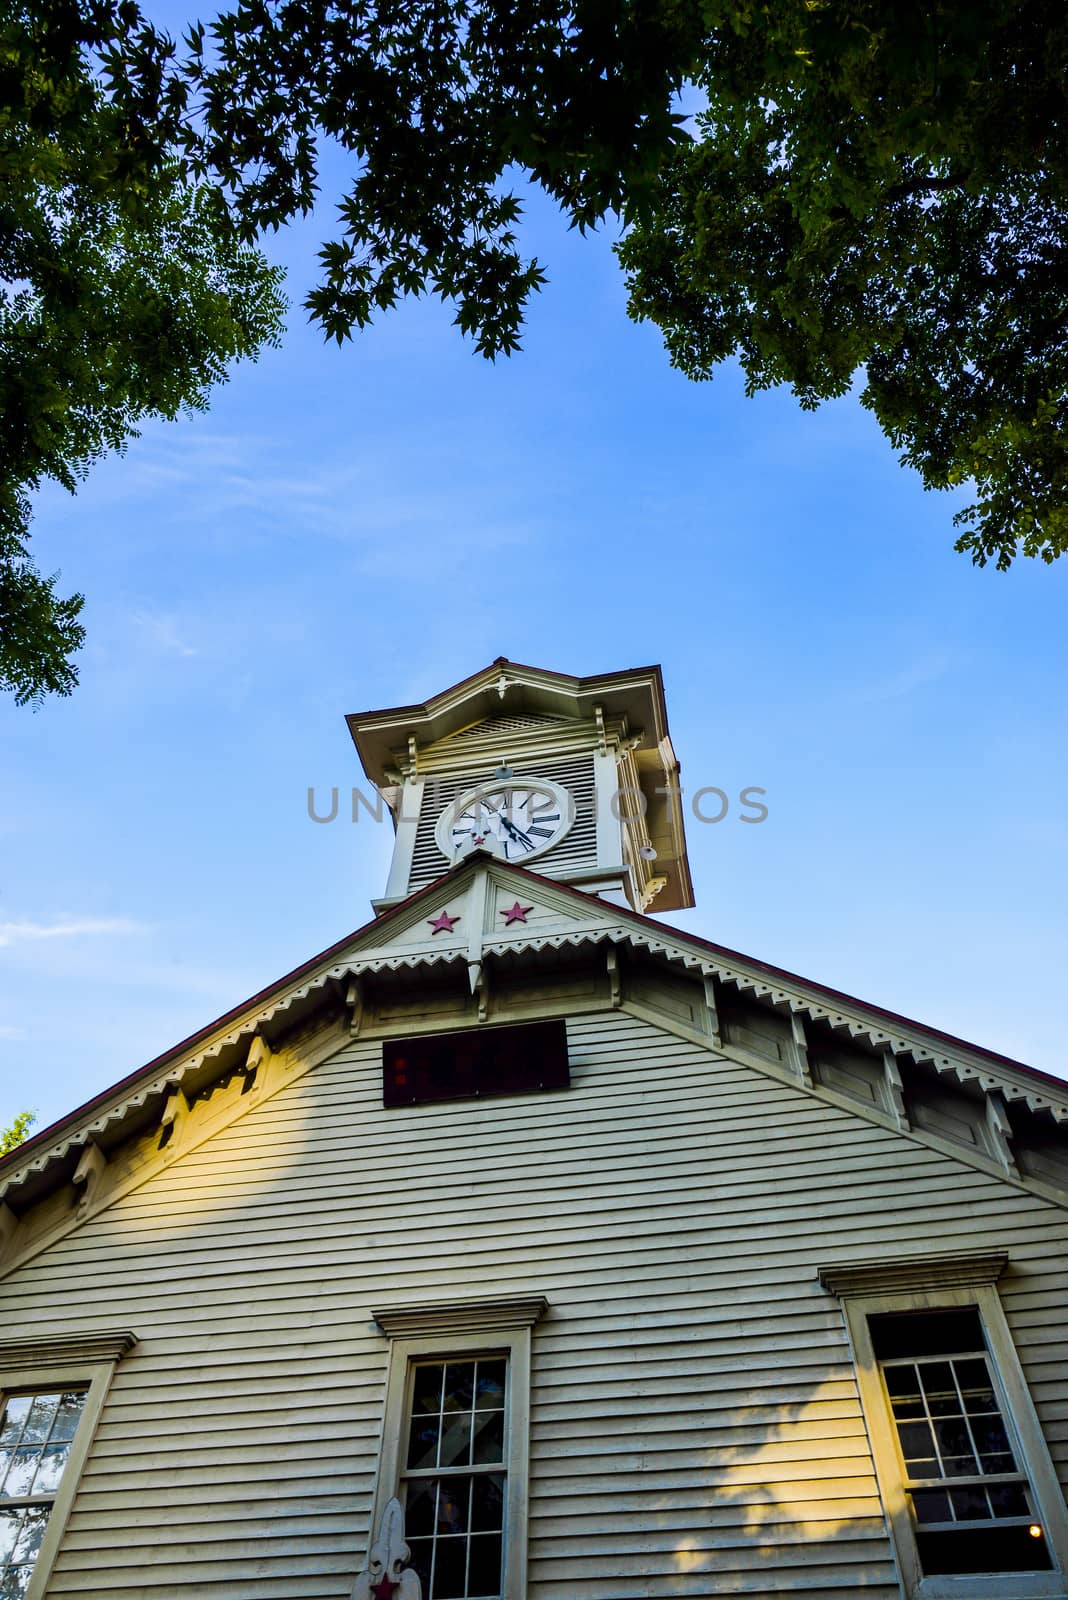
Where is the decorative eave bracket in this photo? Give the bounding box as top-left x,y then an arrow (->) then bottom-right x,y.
3,911 -> 1066,1211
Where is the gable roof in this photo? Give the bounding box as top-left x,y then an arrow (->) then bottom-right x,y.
3,854 -> 1066,1211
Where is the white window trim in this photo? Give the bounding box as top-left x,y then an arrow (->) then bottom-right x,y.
0,1332 -> 136,1600
819,1255 -> 1068,1600
369,1297 -> 546,1600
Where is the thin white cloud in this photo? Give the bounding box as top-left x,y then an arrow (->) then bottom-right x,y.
39,422 -> 543,580
0,918 -> 144,950
845,652 -> 959,706
0,1025 -> 26,1040
132,611 -> 198,657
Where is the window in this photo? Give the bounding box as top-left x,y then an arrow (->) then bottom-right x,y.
402,1356 -> 508,1597
368,1297 -> 546,1600
383,1020 -> 569,1108
819,1252 -> 1068,1600
0,1332 -> 136,1600
872,1308 -> 1051,1576
1,1389 -> 89,1595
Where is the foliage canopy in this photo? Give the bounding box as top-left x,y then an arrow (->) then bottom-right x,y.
0,0 -> 285,705
3,0 -> 1067,707
618,0 -> 1068,569
170,0 -> 1068,569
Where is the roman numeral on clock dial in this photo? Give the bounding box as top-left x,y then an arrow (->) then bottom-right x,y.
437,780 -> 572,865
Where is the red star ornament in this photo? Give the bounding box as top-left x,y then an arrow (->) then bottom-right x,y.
369,1578 -> 398,1600
427,910 -> 460,934
501,900 -> 534,926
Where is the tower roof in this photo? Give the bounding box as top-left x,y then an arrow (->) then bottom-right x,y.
346,657 -> 675,785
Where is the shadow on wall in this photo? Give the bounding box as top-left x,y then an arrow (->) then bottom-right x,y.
526,1282 -> 901,1597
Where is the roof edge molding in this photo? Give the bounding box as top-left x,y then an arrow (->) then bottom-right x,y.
372,1295 -> 549,1337
817,1250 -> 1009,1298
0,1331 -> 139,1369
345,657 -> 674,787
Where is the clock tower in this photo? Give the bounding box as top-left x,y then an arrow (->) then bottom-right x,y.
347,657 -> 694,916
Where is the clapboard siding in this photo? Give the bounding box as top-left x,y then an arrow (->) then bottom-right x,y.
1,1010 -> 1066,1599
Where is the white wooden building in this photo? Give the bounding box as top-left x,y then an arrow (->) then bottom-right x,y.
2,656 -> 1067,1600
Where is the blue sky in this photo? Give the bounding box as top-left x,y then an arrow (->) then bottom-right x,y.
2,170 -> 1067,1139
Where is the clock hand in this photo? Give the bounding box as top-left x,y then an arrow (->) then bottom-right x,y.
500,814 -> 535,851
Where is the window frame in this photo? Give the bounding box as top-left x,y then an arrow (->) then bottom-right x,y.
0,1332 -> 136,1600
820,1256 -> 1068,1600
381,1019 -> 570,1110
369,1298 -> 545,1600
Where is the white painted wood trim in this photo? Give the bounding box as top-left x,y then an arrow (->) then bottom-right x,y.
0,1331 -> 137,1367
367,1322 -> 536,1600
593,750 -> 623,870
385,778 -> 426,899
835,1280 -> 1068,1600
1,1338 -> 136,1600
818,1251 -> 1008,1297
372,1296 -> 548,1338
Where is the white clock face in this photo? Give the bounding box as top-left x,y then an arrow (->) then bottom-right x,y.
436,778 -> 573,864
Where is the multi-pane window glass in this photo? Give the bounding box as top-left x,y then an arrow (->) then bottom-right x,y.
0,1389 -> 88,1598
401,1358 -> 507,1599
871,1309 -> 1052,1576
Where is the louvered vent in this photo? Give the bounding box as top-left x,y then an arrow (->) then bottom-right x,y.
452,713 -> 569,740
409,754 -> 598,889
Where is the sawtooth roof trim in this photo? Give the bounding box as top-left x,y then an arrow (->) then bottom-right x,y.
3,856 -> 1067,1200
